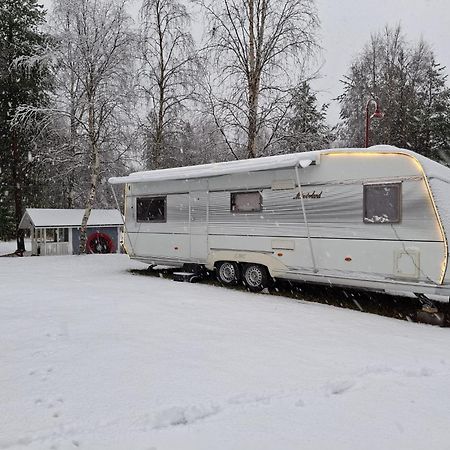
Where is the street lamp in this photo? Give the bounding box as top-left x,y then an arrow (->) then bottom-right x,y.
365,98 -> 383,148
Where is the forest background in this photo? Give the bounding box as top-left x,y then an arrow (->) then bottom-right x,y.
1,0 -> 449,251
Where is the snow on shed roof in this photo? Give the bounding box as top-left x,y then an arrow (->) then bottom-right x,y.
108,151 -> 321,184
19,209 -> 123,229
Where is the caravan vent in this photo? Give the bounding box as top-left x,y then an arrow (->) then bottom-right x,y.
271,180 -> 296,191
272,240 -> 295,250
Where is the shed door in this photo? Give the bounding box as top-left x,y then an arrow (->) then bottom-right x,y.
190,191 -> 208,261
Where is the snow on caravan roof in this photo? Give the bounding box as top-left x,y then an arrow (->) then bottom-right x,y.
109,145 -> 450,185
19,209 -> 123,229
108,151 -> 322,184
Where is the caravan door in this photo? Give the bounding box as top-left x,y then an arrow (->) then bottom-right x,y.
189,191 -> 208,261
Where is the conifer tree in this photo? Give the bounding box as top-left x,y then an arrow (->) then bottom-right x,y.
0,0 -> 50,250
338,25 -> 450,162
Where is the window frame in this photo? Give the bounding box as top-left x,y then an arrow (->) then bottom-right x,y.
363,182 -> 402,224
230,191 -> 263,213
136,196 -> 167,223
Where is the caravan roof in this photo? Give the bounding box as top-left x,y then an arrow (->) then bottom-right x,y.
109,151 -> 321,184
109,145 -> 450,185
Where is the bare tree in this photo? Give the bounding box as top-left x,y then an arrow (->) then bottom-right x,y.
139,0 -> 200,169
50,1 -> 88,208
52,0 -> 134,252
197,0 -> 319,159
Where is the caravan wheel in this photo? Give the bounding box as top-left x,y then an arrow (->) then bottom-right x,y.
216,261 -> 240,286
243,264 -> 269,292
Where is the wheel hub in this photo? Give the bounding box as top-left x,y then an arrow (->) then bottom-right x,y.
246,267 -> 263,286
220,263 -> 236,282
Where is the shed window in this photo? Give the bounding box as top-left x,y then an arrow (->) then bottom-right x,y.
363,183 -> 401,224
58,228 -> 69,242
137,196 -> 166,222
231,192 -> 262,213
44,228 -> 69,242
46,228 -> 56,242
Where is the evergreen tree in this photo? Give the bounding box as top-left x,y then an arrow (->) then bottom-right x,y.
338,25 -> 450,163
0,0 -> 50,250
279,81 -> 332,153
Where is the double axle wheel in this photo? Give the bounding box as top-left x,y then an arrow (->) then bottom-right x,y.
216,261 -> 270,292
217,261 -> 240,286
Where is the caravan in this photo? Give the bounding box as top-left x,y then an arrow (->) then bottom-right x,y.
109,146 -> 450,297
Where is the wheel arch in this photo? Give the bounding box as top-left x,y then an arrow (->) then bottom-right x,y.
206,250 -> 286,277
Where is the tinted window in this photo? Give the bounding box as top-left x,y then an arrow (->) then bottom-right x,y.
363,183 -> 401,224
137,197 -> 166,222
231,192 -> 262,213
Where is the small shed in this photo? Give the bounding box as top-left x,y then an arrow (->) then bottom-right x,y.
19,209 -> 123,256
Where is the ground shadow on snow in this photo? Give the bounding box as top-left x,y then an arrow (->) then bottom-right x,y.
130,267 -> 450,327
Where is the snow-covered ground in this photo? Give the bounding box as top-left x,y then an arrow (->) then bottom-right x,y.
0,240 -> 30,256
1,253 -> 450,450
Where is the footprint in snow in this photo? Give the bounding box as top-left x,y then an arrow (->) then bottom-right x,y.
153,404 -> 220,429
325,380 -> 356,396
228,393 -> 272,406
404,367 -> 433,377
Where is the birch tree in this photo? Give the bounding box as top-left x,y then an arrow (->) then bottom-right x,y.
49,1 -> 87,208
51,0 -> 134,252
198,0 -> 318,159
139,0 -> 200,169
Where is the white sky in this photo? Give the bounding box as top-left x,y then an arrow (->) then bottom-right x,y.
40,0 -> 450,125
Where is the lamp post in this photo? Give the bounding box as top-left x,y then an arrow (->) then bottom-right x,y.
365,98 -> 383,148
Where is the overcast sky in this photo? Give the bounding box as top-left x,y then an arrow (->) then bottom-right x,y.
40,0 -> 450,125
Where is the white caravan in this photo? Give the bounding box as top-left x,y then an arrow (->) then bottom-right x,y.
109,146 -> 450,297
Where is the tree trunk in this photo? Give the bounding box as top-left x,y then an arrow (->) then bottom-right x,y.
11,132 -> 25,253
78,143 -> 99,254
79,100 -> 99,254
246,0 -> 259,159
153,0 -> 165,169
247,82 -> 259,159
67,70 -> 77,209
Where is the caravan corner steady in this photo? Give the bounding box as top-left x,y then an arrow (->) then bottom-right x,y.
109,146 -> 450,298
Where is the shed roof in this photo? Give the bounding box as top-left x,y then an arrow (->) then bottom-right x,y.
19,209 -> 123,229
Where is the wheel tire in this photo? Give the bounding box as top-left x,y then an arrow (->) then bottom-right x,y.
243,264 -> 269,292
216,261 -> 241,286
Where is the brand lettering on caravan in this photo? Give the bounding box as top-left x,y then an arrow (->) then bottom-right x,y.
293,190 -> 323,200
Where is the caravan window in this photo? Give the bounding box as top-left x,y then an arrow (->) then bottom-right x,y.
363,183 -> 401,224
136,196 -> 166,222
231,192 -> 262,213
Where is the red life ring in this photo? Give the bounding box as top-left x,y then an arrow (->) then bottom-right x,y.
86,232 -> 114,254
